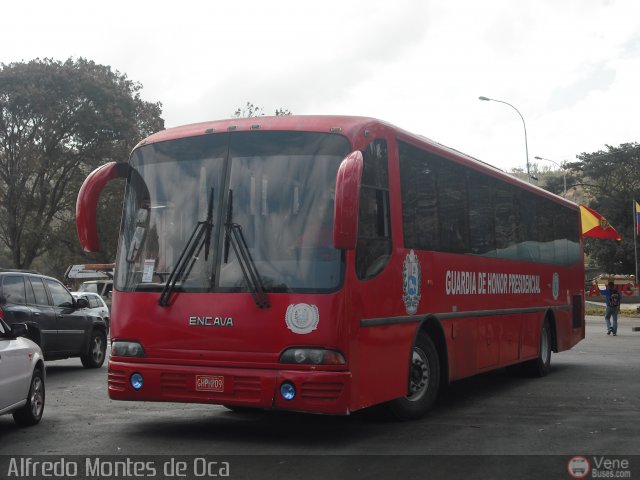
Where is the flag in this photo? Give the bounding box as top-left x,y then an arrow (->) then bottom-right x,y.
579,205 -> 621,240
636,201 -> 640,235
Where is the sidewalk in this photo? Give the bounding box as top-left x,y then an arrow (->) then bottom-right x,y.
586,300 -> 640,311
586,302 -> 640,333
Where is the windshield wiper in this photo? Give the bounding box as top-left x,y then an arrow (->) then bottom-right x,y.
203,188 -> 215,261
224,189 -> 270,309
158,188 -> 214,307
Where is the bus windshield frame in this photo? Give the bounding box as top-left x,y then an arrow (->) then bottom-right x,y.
115,130 -> 351,296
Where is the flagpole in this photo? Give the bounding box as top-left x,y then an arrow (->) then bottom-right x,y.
635,198 -> 639,282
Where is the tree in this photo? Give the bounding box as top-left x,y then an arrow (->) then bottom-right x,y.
567,143 -> 640,273
233,102 -> 292,118
0,58 -> 164,271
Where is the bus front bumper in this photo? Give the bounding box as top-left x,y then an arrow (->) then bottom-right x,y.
108,360 -> 352,415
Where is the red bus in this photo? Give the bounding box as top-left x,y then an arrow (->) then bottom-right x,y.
76,116 -> 584,419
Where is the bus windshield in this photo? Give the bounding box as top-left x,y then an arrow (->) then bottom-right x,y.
115,131 -> 350,295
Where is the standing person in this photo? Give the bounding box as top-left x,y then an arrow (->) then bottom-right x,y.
602,281 -> 621,335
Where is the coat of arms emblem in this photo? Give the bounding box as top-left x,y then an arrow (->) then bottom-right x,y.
402,250 -> 421,315
552,272 -> 560,300
285,303 -> 319,334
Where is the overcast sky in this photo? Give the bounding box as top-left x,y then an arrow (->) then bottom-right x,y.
3,0 -> 639,173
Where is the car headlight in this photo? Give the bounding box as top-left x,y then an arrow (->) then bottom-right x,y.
111,341 -> 145,357
279,347 -> 345,365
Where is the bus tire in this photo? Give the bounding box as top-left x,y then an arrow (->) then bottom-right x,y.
523,318 -> 552,377
387,332 -> 440,420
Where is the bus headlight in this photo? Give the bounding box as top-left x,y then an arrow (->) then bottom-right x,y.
111,341 -> 145,357
279,348 -> 346,366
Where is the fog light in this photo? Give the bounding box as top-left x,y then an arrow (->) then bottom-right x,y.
280,382 -> 296,400
130,373 -> 144,390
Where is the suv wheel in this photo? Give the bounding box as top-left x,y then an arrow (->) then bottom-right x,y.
81,330 -> 107,368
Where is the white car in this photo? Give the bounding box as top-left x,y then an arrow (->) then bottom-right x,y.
77,280 -> 112,308
0,319 -> 45,426
72,292 -> 110,334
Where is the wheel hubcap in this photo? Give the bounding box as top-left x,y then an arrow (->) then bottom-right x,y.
92,336 -> 105,363
541,327 -> 550,364
30,377 -> 44,418
407,347 -> 430,401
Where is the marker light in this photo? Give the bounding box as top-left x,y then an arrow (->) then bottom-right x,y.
279,348 -> 346,366
280,382 -> 296,400
130,373 -> 144,390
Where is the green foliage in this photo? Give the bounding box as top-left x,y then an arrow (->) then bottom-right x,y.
0,58 -> 164,275
568,143 -> 640,274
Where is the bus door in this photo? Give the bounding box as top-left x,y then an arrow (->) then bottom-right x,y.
348,136 -> 415,408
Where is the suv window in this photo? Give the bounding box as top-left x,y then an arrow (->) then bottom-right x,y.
45,279 -> 74,308
2,275 -> 27,305
25,278 -> 37,304
28,277 -> 50,306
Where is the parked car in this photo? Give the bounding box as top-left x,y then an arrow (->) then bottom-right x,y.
71,292 -> 110,335
0,319 -> 45,425
0,270 -> 107,368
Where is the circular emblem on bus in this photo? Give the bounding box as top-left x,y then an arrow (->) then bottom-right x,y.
285,303 -> 320,334
552,272 -> 560,300
567,456 -> 590,478
402,250 -> 421,315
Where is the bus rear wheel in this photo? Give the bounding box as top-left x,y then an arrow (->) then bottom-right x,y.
523,318 -> 552,377
387,332 -> 440,420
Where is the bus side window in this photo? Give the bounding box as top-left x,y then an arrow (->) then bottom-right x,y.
356,139 -> 391,280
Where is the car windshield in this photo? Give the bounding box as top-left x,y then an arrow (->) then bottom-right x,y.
116,131 -> 349,294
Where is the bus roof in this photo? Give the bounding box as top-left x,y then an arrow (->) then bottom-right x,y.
136,115 -> 577,210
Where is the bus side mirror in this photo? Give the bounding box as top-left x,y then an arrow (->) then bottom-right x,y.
333,150 -> 363,250
76,162 -> 130,252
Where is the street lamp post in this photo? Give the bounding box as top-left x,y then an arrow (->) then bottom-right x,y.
479,96 -> 531,183
534,155 -> 567,197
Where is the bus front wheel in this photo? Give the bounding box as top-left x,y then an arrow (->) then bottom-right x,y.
387,332 -> 440,420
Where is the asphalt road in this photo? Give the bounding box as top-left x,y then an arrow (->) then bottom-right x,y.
1,315 -> 638,479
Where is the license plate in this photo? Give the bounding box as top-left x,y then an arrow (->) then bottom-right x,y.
195,375 -> 224,392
